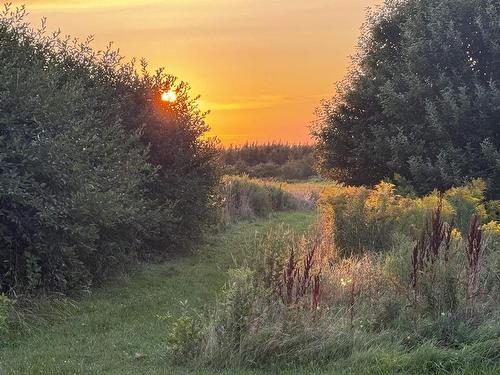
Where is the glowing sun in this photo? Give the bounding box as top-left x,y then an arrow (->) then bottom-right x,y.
161,90 -> 177,103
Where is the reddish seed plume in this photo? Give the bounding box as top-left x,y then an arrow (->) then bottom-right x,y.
411,197 -> 449,293
429,197 -> 445,263
278,237 -> 322,309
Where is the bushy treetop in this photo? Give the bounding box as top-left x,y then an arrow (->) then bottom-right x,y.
314,0 -> 500,197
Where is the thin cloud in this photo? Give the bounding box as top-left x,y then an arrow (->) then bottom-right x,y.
200,95 -> 291,112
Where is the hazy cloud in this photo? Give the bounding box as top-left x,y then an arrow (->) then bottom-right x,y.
200,95 -> 292,111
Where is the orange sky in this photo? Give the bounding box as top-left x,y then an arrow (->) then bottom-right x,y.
15,0 -> 382,145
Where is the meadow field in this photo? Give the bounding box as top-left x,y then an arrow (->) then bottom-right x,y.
2,1 -> 500,374
2,178 -> 500,374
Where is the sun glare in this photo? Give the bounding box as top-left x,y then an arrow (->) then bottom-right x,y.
161,90 -> 177,103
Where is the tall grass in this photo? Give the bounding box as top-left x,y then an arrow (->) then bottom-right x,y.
220,176 -> 310,224
165,179 -> 500,372
319,179 -> 495,256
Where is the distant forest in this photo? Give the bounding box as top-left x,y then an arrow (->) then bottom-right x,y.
221,143 -> 316,180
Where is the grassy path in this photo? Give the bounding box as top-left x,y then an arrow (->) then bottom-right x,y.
0,211 -> 315,375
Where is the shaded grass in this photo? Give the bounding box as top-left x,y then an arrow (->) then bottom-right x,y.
0,211 -> 315,375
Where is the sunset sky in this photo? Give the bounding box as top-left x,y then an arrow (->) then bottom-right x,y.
15,0 -> 381,145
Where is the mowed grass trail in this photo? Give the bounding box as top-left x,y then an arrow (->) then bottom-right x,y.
0,211 -> 315,375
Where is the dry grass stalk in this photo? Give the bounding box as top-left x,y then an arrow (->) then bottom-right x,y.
466,215 -> 482,313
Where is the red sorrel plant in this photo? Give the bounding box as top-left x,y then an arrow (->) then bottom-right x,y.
466,215 -> 482,314
278,236 -> 322,309
429,198 -> 446,262
410,198 -> 453,304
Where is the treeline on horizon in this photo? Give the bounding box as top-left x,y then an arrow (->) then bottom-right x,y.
221,143 -> 317,180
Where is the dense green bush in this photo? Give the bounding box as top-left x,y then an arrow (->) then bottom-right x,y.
315,0 -> 500,198
0,7 -> 219,293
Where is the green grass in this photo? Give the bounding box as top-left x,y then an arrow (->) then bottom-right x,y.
0,211 -> 315,375
1,210 -> 498,375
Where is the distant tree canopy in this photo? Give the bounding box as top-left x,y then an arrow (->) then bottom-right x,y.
0,7 -> 219,293
314,0 -> 500,198
222,143 -> 316,180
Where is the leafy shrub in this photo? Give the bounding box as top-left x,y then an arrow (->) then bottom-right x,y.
0,6 -> 219,293
159,301 -> 203,364
445,179 -> 489,234
280,158 -> 315,180
486,200 -> 500,221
